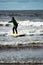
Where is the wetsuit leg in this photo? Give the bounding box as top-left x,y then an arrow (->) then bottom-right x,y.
15,27 -> 18,34
12,27 -> 15,34
16,29 -> 18,34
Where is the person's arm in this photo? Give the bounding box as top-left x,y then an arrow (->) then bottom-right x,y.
8,21 -> 12,23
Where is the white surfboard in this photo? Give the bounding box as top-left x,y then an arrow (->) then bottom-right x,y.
11,34 -> 25,37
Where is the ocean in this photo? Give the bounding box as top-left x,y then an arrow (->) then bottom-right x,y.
0,10 -> 43,64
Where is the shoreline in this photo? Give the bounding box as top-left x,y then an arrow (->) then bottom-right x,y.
0,42 -> 43,64
0,60 -> 43,64
0,42 -> 43,49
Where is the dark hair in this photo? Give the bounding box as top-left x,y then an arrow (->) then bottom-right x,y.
12,17 -> 14,20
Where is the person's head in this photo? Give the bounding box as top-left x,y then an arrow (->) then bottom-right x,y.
12,17 -> 14,20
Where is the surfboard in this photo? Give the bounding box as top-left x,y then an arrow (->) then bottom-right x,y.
11,34 -> 25,37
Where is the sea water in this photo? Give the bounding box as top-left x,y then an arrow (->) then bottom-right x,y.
0,10 -> 43,63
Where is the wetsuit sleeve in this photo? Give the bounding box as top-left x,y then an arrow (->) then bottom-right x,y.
8,21 -> 12,23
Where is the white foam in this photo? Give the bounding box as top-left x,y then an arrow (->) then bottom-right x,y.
0,20 -> 43,35
18,20 -> 43,27
0,20 -> 43,27
0,21 -> 13,26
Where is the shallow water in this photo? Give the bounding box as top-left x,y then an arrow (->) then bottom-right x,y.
0,48 -> 43,63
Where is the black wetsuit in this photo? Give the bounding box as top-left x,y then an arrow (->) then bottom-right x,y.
9,18 -> 18,34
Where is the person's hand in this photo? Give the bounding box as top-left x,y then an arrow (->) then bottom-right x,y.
8,21 -> 11,23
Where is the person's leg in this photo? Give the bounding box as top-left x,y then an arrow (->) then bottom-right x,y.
16,29 -> 18,34
15,27 -> 18,34
12,27 -> 15,34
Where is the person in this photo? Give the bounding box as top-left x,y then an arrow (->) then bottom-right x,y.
9,17 -> 18,34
